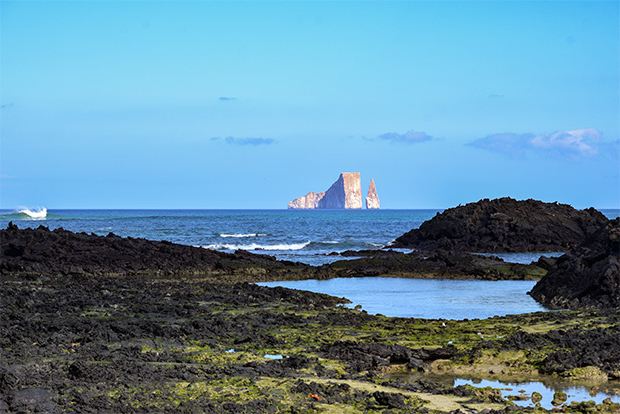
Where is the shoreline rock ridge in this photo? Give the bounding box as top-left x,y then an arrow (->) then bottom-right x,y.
366,178 -> 380,209
529,217 -> 620,309
288,172 -> 362,209
391,197 -> 609,253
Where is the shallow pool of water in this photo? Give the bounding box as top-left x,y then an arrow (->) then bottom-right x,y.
257,277 -> 549,320
456,378 -> 620,410
388,371 -> 619,409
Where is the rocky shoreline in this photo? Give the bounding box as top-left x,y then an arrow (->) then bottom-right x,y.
1,198 -> 619,413
1,274 -> 619,413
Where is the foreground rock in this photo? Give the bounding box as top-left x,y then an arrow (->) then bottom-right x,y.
288,172 -> 363,209
529,218 -> 620,309
0,273 -> 618,413
392,197 -> 609,253
0,222 -> 313,280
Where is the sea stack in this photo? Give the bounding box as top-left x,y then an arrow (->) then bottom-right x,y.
366,179 -> 380,209
288,173 -> 362,209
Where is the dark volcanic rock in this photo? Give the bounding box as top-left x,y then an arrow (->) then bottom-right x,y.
529,218 -> 620,309
0,222 -> 313,280
319,341 -> 457,373
391,197 -> 608,253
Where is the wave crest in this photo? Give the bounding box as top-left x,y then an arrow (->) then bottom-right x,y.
17,207 -> 47,219
219,233 -> 267,238
203,241 -> 311,251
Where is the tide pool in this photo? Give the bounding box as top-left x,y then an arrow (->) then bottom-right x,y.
257,277 -> 549,320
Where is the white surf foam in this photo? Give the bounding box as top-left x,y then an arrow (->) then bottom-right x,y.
17,207 -> 47,219
203,241 -> 311,251
219,233 -> 267,238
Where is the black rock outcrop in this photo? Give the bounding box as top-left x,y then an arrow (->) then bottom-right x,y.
391,197 -> 608,253
0,222 -> 312,280
528,218 -> 620,309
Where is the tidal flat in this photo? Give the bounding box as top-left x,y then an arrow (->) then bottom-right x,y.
1,274 -> 618,413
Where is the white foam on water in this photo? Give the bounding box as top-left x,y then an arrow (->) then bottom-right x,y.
202,241 -> 311,251
220,233 -> 267,238
17,207 -> 47,219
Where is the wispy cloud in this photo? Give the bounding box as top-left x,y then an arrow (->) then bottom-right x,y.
378,130 -> 433,144
469,132 -> 535,157
211,136 -> 275,146
469,128 -> 606,160
218,97 -> 236,102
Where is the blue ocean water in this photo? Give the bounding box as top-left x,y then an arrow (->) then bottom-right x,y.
0,209 -> 436,265
2,208 -> 618,266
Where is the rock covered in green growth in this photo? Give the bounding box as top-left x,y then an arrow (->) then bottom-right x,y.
531,391 -> 543,403
565,366 -> 608,381
552,391 -> 567,406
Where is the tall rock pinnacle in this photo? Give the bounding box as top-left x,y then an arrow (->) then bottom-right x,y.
366,179 -> 380,209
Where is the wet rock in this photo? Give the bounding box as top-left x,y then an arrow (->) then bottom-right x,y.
391,197 -> 608,253
551,391 -> 567,406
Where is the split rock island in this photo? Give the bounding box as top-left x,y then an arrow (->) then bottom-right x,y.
288,172 -> 379,209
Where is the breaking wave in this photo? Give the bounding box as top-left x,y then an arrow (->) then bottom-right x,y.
203,241 -> 311,251
219,233 -> 267,238
17,207 -> 47,219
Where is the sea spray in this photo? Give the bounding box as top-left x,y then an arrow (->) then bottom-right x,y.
17,207 -> 47,219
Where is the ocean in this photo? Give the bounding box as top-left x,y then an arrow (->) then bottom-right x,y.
2,208 -> 619,266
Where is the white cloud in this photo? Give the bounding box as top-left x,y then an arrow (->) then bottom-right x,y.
469,128 -> 606,160
530,128 -> 601,158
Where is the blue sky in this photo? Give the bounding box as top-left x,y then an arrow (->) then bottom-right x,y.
1,1 -> 618,209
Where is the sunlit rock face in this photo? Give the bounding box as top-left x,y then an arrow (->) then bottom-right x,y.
366,179 -> 380,209
288,173 -> 362,209
287,191 -> 325,209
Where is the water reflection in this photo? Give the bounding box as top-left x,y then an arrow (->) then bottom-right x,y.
388,371 -> 620,410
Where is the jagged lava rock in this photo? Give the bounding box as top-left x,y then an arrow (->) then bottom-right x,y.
391,197 -> 609,252
366,178 -> 380,209
529,218 -> 620,309
0,222 -> 312,278
288,173 -> 362,209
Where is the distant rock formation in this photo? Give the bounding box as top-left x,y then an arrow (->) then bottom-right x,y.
391,197 -> 609,252
366,179 -> 380,209
287,191 -> 326,209
288,173 -> 363,209
529,218 -> 620,310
